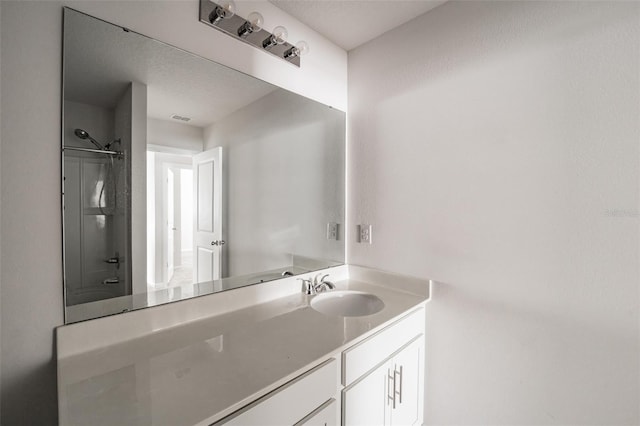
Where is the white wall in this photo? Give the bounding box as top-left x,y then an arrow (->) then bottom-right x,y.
147,151 -> 156,284
204,89 -> 345,277
0,1 -> 346,424
64,100 -> 114,146
114,86 -> 133,296
130,81 -> 148,295
1,4 -> 65,423
348,1 -> 639,424
147,118 -> 204,153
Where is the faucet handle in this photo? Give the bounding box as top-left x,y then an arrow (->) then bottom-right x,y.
314,273 -> 335,292
314,273 -> 331,285
298,278 -> 314,295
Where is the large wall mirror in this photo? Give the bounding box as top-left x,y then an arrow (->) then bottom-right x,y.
62,8 -> 345,323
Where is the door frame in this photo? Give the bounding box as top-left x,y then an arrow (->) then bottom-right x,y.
161,161 -> 193,285
147,149 -> 192,286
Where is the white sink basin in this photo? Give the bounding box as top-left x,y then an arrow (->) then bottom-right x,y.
311,291 -> 384,317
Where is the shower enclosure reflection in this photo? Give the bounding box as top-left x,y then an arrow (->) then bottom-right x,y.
63,103 -> 132,306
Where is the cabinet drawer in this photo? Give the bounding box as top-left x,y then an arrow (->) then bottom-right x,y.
342,308 -> 424,386
217,358 -> 337,425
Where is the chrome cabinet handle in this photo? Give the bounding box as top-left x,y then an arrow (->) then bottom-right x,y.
392,365 -> 402,406
387,364 -> 404,410
211,240 -> 226,246
396,365 -> 403,404
387,368 -> 396,408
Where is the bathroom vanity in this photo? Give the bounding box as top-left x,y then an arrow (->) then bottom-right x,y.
56,266 -> 430,425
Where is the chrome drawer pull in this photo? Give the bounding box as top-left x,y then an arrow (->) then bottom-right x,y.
396,365 -> 403,404
387,368 -> 396,408
392,364 -> 402,407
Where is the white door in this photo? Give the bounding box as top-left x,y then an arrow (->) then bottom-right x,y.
193,147 -> 222,283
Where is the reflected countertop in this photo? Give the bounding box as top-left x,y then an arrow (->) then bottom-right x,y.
58,279 -> 428,426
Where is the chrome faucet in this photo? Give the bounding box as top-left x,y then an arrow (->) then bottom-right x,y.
298,277 -> 315,295
299,273 -> 336,295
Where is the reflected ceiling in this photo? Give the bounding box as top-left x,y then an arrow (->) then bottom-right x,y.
64,16 -> 277,128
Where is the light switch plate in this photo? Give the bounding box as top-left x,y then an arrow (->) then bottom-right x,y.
327,222 -> 339,240
358,224 -> 372,244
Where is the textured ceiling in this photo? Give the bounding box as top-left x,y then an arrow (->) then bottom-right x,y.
269,0 -> 448,51
64,10 -> 277,128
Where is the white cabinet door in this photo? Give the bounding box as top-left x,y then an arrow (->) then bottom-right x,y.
343,336 -> 424,426
389,337 -> 423,426
342,360 -> 389,425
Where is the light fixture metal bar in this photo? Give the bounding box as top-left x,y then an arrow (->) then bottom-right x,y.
199,0 -> 301,67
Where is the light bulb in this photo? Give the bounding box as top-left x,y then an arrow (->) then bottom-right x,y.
262,26 -> 288,49
209,0 -> 236,24
272,26 -> 288,44
238,11 -> 264,37
295,41 -> 309,56
284,40 -> 310,59
219,0 -> 236,16
247,12 -> 264,31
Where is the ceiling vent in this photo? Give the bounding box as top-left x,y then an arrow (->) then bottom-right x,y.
171,114 -> 191,122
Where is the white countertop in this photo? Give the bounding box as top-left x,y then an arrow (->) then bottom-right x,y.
57,275 -> 428,425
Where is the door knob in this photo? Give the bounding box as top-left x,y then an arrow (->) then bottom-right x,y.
211,240 -> 226,246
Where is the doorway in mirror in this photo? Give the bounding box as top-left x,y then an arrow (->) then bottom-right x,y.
146,146 -> 222,304
167,168 -> 194,288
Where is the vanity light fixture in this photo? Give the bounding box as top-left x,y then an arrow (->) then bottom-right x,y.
199,0 -> 306,67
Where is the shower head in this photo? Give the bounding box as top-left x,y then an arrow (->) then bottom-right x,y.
74,128 -> 90,139
74,128 -> 104,150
